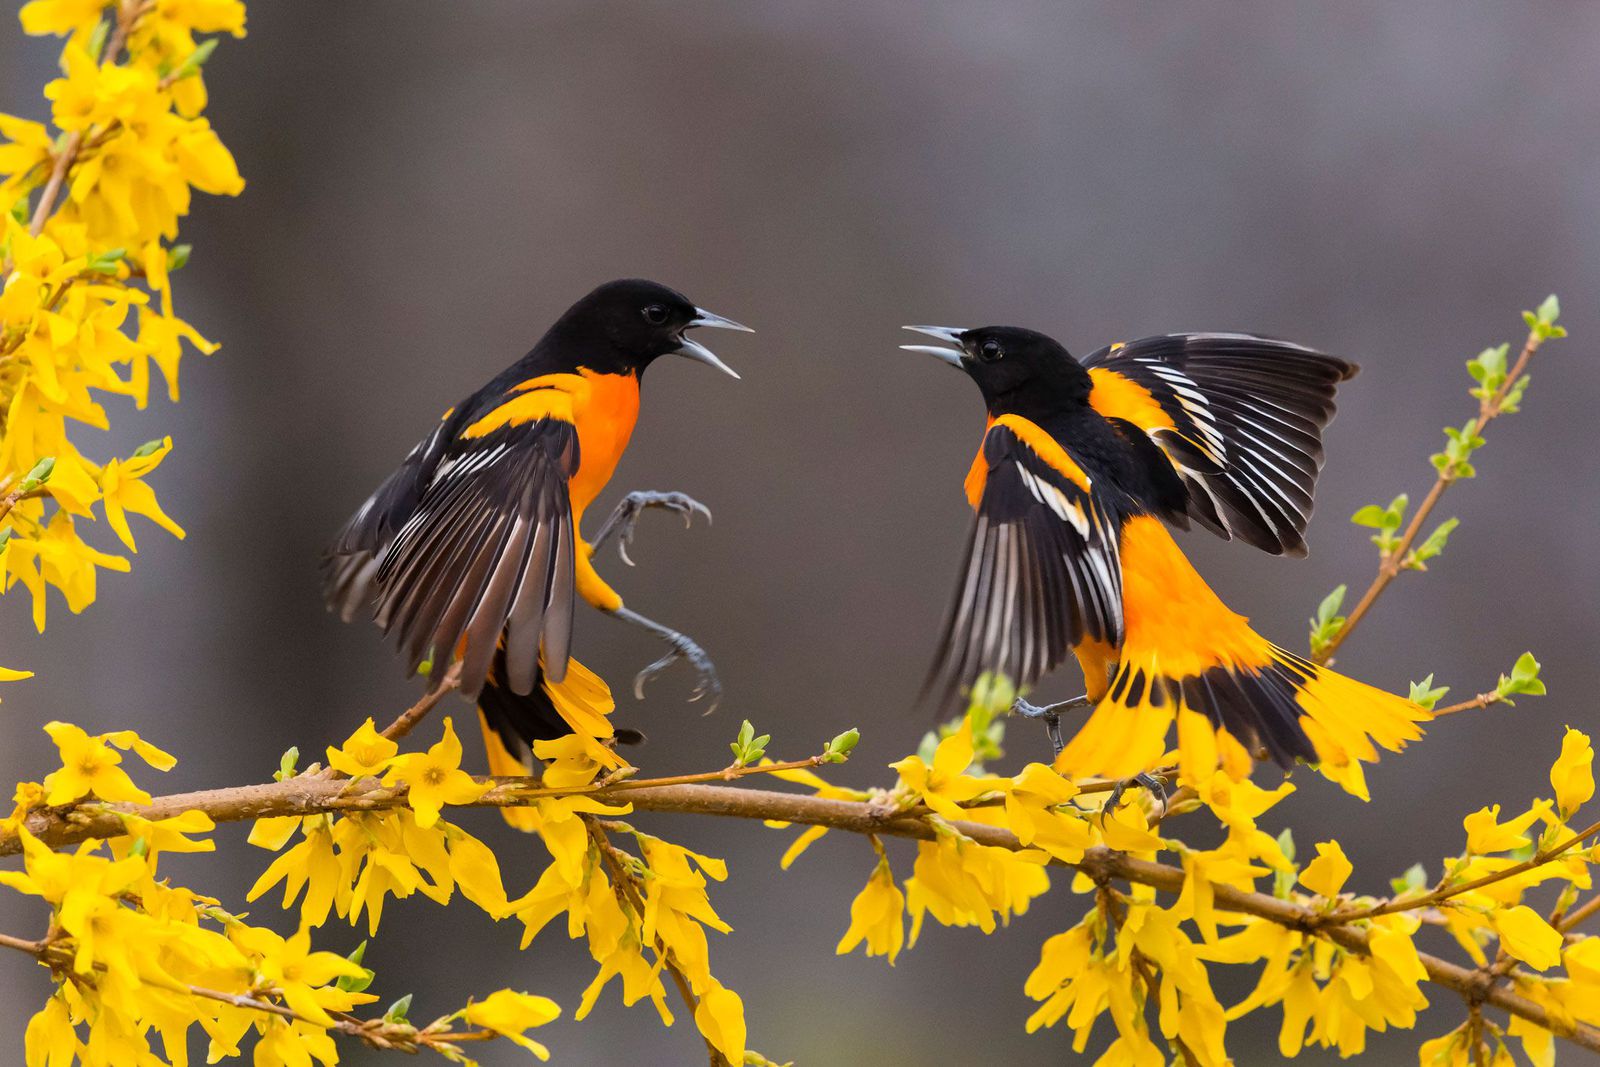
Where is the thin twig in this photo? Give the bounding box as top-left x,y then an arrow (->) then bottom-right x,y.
1315,327 -> 1546,665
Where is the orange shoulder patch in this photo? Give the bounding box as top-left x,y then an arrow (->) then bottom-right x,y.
991,414 -> 1092,491
1088,367 -> 1174,433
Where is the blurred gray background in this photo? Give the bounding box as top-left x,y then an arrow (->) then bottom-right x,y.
2,2 -> 1597,1063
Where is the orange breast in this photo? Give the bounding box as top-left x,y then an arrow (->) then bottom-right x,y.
568,369 -> 641,520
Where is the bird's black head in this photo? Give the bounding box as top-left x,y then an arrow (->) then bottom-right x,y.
901,324 -> 1092,417
545,278 -> 751,378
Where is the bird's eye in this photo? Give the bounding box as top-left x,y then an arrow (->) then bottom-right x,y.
642,304 -> 670,325
979,339 -> 1004,362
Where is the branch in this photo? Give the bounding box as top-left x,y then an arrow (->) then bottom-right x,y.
5,776 -> 1597,1053
1314,324 -> 1547,665
0,925 -> 486,1055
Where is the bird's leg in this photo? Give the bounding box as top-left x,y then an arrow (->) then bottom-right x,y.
1011,695 -> 1091,759
590,490 -> 712,566
606,605 -> 721,712
1103,772 -> 1170,818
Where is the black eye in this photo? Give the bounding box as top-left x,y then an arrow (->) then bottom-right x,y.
979,339 -> 1004,362
642,304 -> 669,325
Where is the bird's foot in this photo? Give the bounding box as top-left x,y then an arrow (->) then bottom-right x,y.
1011,695 -> 1091,759
633,627 -> 723,712
1104,771 -> 1170,818
593,490 -> 712,566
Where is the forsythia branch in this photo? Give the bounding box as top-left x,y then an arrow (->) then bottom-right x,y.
7,772 -> 1600,1054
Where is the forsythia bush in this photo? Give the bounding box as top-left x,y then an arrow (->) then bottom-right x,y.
0,3 -> 1588,1066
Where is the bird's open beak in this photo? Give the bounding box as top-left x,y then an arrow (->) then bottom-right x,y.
674,307 -> 754,380
899,325 -> 968,368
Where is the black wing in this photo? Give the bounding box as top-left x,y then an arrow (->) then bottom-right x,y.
366,418 -> 580,699
924,421 -> 1123,713
1084,333 -> 1357,556
324,420 -> 454,623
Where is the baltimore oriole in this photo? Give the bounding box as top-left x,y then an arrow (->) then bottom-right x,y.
325,279 -> 751,824
902,325 -> 1428,797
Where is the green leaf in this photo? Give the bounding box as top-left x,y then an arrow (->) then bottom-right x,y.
824,728 -> 860,764
86,247 -> 126,274
336,941 -> 374,993
166,243 -> 192,271
729,720 -> 769,766
131,438 -> 165,459
18,456 -> 55,494
1390,862 -> 1427,895
1272,828 -> 1296,898
1495,652 -> 1546,705
1467,343 -> 1509,399
1523,294 -> 1567,341
169,37 -> 220,83
1407,674 -> 1450,711
1307,585 -> 1347,659
274,746 -> 299,782
87,18 -> 111,62
1498,374 -> 1530,415
383,993 -> 413,1025
1403,517 -> 1458,571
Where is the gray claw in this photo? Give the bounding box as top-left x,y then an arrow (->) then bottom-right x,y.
599,490 -> 713,567
632,630 -> 722,713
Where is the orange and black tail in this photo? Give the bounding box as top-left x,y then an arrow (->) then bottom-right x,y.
478,650 -> 632,830
1055,516 -> 1428,798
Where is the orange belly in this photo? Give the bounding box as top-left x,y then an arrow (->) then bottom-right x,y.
569,369 -> 640,522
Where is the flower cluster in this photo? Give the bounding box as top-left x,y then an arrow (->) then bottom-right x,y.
784,711 -> 1600,1064
250,719 -> 763,1065
0,0 -> 245,646
3,720 -> 560,1067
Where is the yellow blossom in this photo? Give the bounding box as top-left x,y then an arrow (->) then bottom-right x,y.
1493,904 -> 1562,970
1553,727 -> 1595,819
889,718 -> 1002,820
463,989 -> 561,1060
836,852 -> 905,964
40,720 -> 171,804
382,717 -> 489,828
1464,802 -> 1546,855
1298,840 -> 1353,899
694,980 -> 747,1066
325,716 -> 397,778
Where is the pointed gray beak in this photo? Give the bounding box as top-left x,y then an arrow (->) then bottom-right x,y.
674,307 -> 753,379
899,325 -> 968,368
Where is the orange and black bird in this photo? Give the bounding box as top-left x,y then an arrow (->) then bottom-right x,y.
324,279 -> 751,811
901,325 -> 1428,796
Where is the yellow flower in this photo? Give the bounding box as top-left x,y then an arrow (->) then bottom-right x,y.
1464,802 -> 1546,855
463,989 -> 561,1060
1298,840 -> 1353,899
18,0 -> 109,37
836,853 -> 905,965
98,437 -> 185,550
1493,904 -> 1562,970
1552,727 -> 1595,819
247,817 -> 340,929
325,717 -> 397,778
693,980 -> 746,1066
382,717 -> 489,828
889,718 -> 1002,820
40,720 -> 172,805
23,994 -> 75,1067
236,925 -> 372,1027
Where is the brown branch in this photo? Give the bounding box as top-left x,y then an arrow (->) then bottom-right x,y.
0,928 -> 476,1054
3,776 -> 1597,1052
1436,691 -> 1503,718
1314,326 -> 1546,665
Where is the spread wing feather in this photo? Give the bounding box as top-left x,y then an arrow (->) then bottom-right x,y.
924,422 -> 1123,713
1084,333 -> 1357,556
325,416 -> 581,699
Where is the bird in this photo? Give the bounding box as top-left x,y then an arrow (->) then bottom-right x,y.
324,278 -> 752,822
901,324 -> 1428,798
